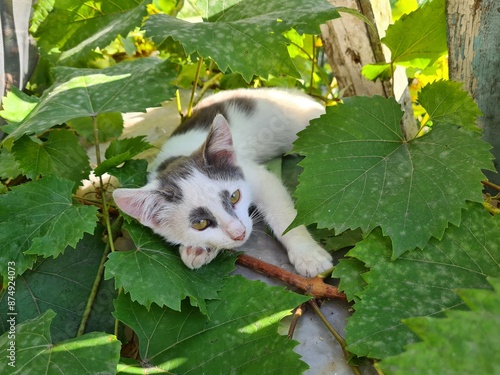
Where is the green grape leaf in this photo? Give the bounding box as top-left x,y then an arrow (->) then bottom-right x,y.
361,63 -> 392,81
382,0 -> 447,69
343,203 -> 500,359
144,0 -> 339,81
94,136 -> 154,176
291,96 -> 493,258
418,80 -> 482,131
0,148 -> 21,179
113,276 -> 310,373
332,258 -> 368,303
378,277 -> 500,374
33,0 -> 152,65
0,310 -> 120,374
0,87 -> 39,124
108,159 -> 149,188
104,221 -> 237,314
0,229 -> 116,342
11,130 -> 90,183
2,58 -> 178,146
67,112 -> 124,143
0,176 -> 98,281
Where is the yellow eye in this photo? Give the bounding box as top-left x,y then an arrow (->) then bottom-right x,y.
230,189 -> 241,205
192,219 -> 211,231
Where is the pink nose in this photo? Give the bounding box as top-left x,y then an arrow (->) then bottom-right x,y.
231,231 -> 246,241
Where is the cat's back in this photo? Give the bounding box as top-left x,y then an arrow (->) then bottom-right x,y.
155,88 -> 324,164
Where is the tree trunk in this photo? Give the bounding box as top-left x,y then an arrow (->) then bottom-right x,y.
320,0 -> 417,140
447,0 -> 500,184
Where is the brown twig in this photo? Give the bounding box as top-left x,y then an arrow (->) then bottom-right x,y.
482,180 -> 500,191
288,303 -> 306,339
233,251 -> 346,300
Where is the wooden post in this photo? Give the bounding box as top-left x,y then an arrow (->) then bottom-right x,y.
447,0 -> 500,184
320,0 -> 417,140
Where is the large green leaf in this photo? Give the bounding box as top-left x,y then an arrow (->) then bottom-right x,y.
0,176 -> 98,281
418,80 -> 482,131
113,276 -> 310,373
144,0 -> 339,81
0,229 -> 116,342
382,0 -> 447,69
378,277 -> 500,374
341,203 -> 500,359
12,130 -> 90,183
0,310 -> 120,374
33,0 -> 152,65
291,96 -> 493,258
2,58 -> 178,145
104,221 -> 236,314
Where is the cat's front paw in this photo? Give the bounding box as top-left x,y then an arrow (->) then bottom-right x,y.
288,244 -> 333,278
179,245 -> 219,269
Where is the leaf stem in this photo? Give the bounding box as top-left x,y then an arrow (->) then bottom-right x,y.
187,57 -> 204,117
309,35 -> 316,95
309,299 -> 361,375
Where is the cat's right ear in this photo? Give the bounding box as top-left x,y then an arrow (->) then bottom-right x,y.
203,114 -> 237,167
113,188 -> 164,227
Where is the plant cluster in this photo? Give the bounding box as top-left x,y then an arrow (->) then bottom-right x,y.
0,0 -> 498,373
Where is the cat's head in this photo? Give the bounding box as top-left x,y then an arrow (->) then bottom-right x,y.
113,114 -> 253,251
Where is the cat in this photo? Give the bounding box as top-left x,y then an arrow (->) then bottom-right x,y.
113,88 -> 333,277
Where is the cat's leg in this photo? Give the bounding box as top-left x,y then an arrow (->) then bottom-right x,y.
179,245 -> 221,269
245,164 -> 333,277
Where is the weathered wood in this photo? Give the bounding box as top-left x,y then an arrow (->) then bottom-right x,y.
447,0 -> 500,183
321,0 -> 417,139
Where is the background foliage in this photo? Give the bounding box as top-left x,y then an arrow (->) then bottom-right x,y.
0,0 -> 498,373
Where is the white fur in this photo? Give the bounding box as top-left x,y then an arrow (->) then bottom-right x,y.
114,88 -> 333,277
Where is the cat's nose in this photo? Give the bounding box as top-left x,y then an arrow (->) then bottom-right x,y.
231,231 -> 246,241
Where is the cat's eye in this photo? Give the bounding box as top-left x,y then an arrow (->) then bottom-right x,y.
192,219 -> 211,231
230,189 -> 241,205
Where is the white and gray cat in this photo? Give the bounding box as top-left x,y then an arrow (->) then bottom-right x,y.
113,88 -> 333,277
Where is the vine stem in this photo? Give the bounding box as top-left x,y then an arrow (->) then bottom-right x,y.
309,300 -> 361,375
482,180 -> 500,191
92,115 -> 116,254
78,114 -> 120,337
232,251 -> 346,300
309,35 -> 316,95
287,39 -> 334,101
288,303 -> 306,339
77,237 -> 111,336
187,57 -> 204,117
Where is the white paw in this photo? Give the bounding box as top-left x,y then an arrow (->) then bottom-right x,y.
287,243 -> 333,278
179,245 -> 219,269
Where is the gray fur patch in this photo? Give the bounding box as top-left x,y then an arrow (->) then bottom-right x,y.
193,151 -> 244,181
173,97 -> 256,135
155,156 -> 191,202
219,190 -> 237,217
189,207 -> 218,228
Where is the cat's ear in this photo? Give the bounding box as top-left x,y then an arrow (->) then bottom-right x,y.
203,114 -> 237,166
113,187 -> 164,227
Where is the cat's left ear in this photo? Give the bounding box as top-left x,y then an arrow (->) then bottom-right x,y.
203,114 -> 237,167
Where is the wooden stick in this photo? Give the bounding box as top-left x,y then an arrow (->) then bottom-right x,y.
233,251 -> 346,300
